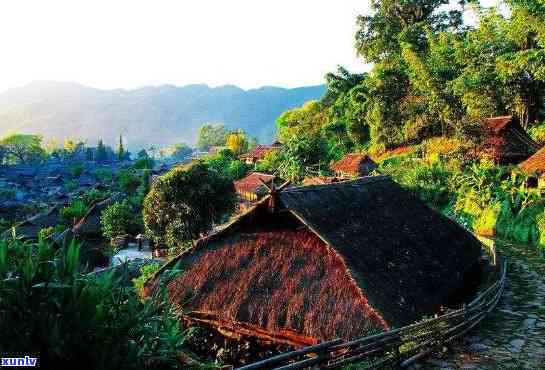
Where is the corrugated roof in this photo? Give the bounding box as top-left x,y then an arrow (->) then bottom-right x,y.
239,144 -> 281,161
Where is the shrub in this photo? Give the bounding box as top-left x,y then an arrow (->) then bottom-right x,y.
133,157 -> 155,170
528,122 -> 545,145
82,188 -> 112,207
70,164 -> 85,177
118,170 -> 141,195
143,162 -> 236,248
473,202 -> 501,237
60,200 -> 88,226
0,238 -> 199,369
64,179 -> 79,192
0,188 -> 16,200
92,168 -> 114,183
100,200 -> 136,240
38,226 -> 56,241
132,262 -> 161,296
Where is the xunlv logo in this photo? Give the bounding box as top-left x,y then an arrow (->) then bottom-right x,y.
1,357 -> 38,367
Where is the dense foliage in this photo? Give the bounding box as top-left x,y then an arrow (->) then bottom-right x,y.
143,162 -> 236,249
0,239 -> 199,369
267,0 -> 545,183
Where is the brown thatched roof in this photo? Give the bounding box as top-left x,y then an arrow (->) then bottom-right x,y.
330,154 -> 378,177
6,207 -> 60,240
519,146 -> 545,175
147,176 -> 482,344
483,116 -> 540,164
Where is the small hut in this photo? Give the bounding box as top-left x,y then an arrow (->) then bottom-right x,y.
482,116 -> 539,164
233,172 -> 279,202
238,142 -> 282,165
330,153 -> 378,178
146,176 -> 482,346
519,146 -> 545,188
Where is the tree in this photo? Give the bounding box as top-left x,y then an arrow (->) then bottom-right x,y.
117,134 -> 124,161
96,139 -> 107,163
101,200 -> 136,240
196,124 -> 228,151
225,130 -> 248,155
167,143 -> 193,160
0,134 -> 45,164
143,162 -> 236,248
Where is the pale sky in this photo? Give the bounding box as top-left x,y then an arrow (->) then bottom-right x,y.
0,0 -> 373,92
0,0 -> 501,93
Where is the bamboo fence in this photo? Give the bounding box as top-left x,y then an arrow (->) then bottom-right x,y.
237,244 -> 506,370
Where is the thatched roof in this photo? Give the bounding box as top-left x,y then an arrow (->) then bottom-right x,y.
330,154 -> 378,177
147,176 -> 482,345
519,146 -> 545,175
5,207 -> 60,240
483,116 -> 540,164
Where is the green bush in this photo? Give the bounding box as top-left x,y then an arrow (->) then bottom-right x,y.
100,200 -> 136,240
93,168 -> 114,183
133,157 -> 155,170
65,179 -> 79,192
143,162 -> 236,248
132,263 -> 161,295
60,200 -> 88,226
0,188 -> 16,200
82,188 -> 112,207
118,170 -> 142,195
70,164 -> 85,177
0,238 -> 200,369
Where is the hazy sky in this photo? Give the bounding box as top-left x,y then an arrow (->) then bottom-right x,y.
0,0 -> 500,93
0,0 -> 374,92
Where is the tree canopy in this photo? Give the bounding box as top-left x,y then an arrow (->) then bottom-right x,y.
0,134 -> 45,164
143,162 -> 236,248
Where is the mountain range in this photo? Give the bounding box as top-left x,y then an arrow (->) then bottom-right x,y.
0,81 -> 326,151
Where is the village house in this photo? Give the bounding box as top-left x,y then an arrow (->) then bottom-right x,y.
330,153 -> 378,178
302,176 -> 340,186
519,146 -> 545,188
482,116 -> 540,164
146,176 -> 482,346
238,142 -> 282,165
233,172 -> 283,204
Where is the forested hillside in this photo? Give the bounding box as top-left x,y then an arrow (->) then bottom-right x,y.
272,0 -> 545,166
0,81 -> 325,151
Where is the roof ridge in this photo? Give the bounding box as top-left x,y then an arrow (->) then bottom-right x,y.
283,175 -> 390,193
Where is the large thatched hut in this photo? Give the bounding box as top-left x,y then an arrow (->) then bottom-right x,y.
330,154 -> 378,178
146,176 -> 482,346
483,116 -> 539,164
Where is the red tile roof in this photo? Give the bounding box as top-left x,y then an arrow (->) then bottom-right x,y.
520,146 -> 545,175
239,143 -> 282,161
330,154 -> 377,177
302,176 -> 340,186
485,116 -> 514,133
233,172 -> 276,195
